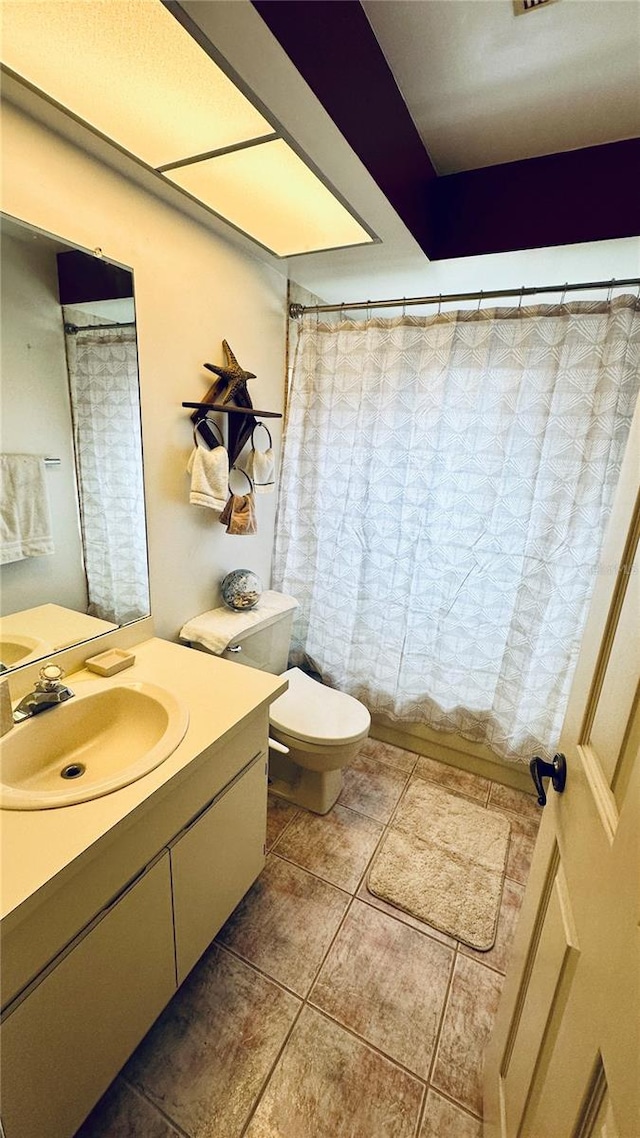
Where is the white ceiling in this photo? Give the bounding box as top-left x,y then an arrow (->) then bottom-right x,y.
362,0 -> 640,174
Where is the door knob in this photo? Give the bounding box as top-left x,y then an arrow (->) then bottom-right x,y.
529,753 -> 567,806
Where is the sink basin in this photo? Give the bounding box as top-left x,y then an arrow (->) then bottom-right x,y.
0,680 -> 190,809
0,635 -> 52,669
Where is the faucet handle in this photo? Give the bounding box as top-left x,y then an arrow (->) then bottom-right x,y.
37,663 -> 65,689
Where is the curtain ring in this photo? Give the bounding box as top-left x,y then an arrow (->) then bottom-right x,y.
560,282 -> 568,306
518,286 -> 525,310
402,297 -> 406,318
477,290 -> 484,313
437,294 -> 442,317
606,279 -> 615,304
193,415 -> 223,449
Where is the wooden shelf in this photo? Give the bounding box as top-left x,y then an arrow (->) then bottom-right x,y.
182,402 -> 281,418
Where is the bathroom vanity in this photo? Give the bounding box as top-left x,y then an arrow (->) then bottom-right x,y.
0,638 -> 286,1138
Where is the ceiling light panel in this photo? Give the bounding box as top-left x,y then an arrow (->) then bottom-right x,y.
164,139 -> 374,257
1,0 -> 272,168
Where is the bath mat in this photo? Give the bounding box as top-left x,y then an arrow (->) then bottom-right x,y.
367,779 -> 510,950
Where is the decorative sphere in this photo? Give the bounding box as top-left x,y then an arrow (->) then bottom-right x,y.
221,569 -> 262,611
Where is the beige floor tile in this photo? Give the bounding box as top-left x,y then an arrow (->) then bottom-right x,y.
266,794 -> 299,850
75,1079 -> 180,1138
310,899 -> 453,1079
355,878 -> 456,947
360,737 -> 419,773
123,944 -> 299,1138
217,854 -> 350,996
338,752 -> 409,822
431,955 -> 503,1117
275,803 -> 383,892
244,1006 -> 424,1138
460,877 -> 525,974
488,782 -> 541,823
506,820 -> 538,886
413,755 -> 491,805
419,1090 -> 482,1137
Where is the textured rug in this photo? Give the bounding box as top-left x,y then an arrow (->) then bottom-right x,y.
367,779 -> 510,950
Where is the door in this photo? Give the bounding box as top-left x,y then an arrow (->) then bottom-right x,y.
484,404 -> 640,1138
171,751 -> 267,984
0,852 -> 176,1138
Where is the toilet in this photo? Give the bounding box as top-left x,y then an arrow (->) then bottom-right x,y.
180,592 -> 370,813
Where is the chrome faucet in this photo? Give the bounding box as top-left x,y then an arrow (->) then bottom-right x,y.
13,664 -> 74,723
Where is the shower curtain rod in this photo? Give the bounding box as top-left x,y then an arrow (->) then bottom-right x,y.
288,277 -> 640,319
63,321 -> 136,333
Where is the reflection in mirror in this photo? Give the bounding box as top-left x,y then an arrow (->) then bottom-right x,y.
0,214 -> 150,673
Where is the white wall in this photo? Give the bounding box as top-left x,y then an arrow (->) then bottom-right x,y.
1,101 -> 288,643
0,231 -> 88,615
290,234 -> 640,312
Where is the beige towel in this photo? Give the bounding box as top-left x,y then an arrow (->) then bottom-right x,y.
187,443 -> 229,511
0,454 -> 54,564
219,491 -> 257,534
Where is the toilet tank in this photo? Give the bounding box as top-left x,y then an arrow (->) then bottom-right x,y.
180,592 -> 298,675
222,609 -> 295,674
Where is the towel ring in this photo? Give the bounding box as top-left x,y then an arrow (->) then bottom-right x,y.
251,421 -> 273,452
193,416 -> 224,449
228,466 -> 254,495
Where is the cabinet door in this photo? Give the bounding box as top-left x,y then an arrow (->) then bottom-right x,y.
171,752 -> 267,983
0,853 -> 176,1138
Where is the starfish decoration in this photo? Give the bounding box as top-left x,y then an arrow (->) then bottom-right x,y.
203,340 -> 256,407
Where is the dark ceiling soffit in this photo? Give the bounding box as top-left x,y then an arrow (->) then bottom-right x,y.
432,138 -> 640,260
251,0 -> 437,252
251,0 -> 640,259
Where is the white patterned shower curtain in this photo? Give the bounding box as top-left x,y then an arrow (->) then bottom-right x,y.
65,326 -> 150,625
274,296 -> 640,763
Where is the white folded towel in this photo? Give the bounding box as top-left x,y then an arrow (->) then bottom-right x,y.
0,454 -> 54,565
187,443 -> 229,511
245,445 -> 275,494
180,589 -> 298,655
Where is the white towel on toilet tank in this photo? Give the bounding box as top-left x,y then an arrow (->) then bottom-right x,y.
180,590 -> 298,655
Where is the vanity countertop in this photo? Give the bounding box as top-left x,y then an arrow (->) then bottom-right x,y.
0,637 -> 286,925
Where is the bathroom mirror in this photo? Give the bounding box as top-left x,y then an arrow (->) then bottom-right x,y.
0,213 -> 150,672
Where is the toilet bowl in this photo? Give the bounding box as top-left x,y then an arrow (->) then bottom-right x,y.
180,592 -> 370,813
267,667 -> 370,813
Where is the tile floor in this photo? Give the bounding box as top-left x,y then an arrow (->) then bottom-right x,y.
77,738 -> 541,1138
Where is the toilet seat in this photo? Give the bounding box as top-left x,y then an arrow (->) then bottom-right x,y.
269,667 -> 370,747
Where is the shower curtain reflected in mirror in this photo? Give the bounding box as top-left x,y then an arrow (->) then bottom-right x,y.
64,322 -> 150,626
274,295 -> 640,763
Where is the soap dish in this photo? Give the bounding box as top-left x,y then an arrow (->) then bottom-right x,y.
85,648 -> 136,676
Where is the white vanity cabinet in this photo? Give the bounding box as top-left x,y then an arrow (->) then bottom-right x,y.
0,714 -> 270,1138
171,751 -> 267,983
0,853 -> 176,1138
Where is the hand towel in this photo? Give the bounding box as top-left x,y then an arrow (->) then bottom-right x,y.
0,454 -> 54,565
180,590 -> 299,654
219,490 -> 257,535
245,445 -> 275,494
187,443 -> 229,511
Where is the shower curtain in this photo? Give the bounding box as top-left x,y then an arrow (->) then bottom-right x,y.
64,325 -> 150,626
273,295 -> 640,763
